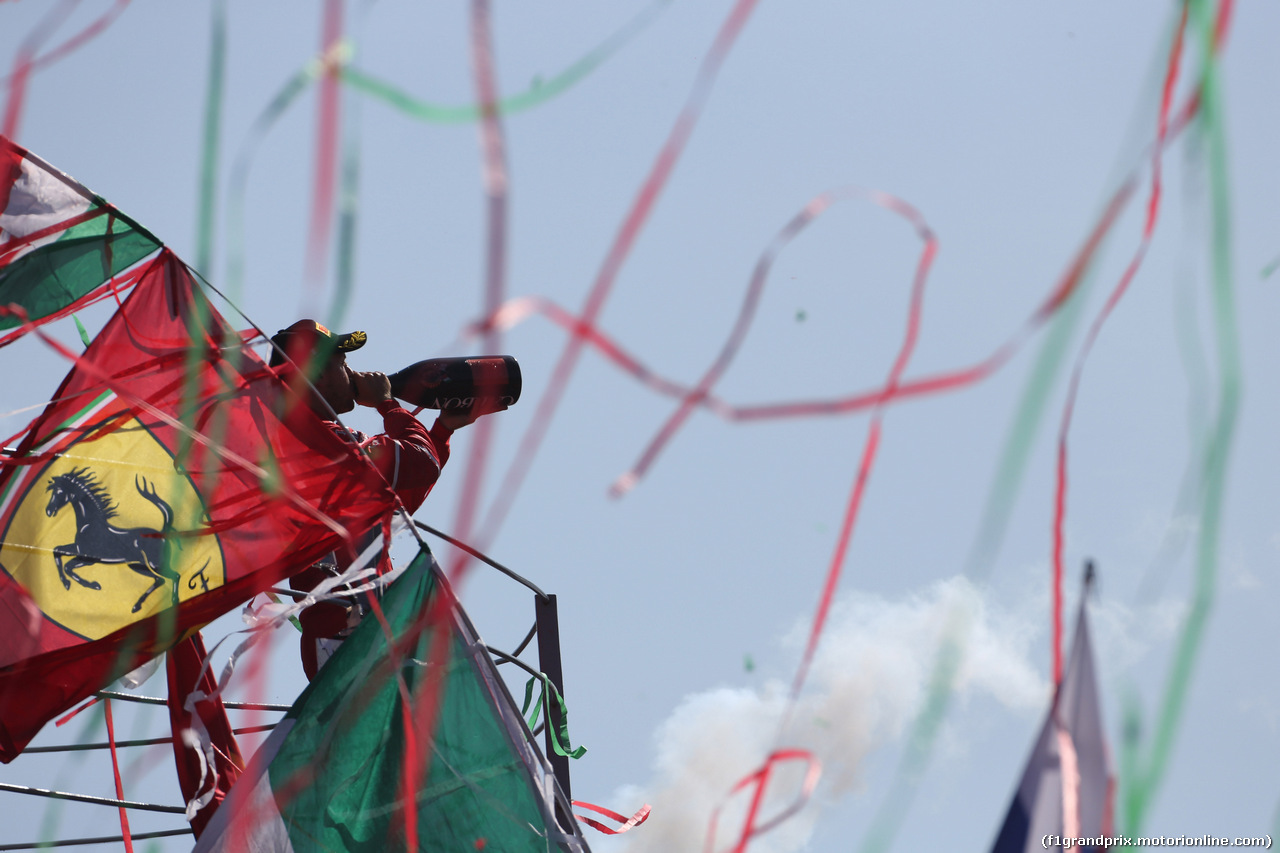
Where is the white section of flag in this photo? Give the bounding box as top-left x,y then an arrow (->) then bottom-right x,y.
0,152 -> 93,262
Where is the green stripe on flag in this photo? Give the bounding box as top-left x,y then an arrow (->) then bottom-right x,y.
0,213 -> 160,330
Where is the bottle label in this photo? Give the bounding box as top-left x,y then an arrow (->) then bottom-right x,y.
434,394 -> 517,410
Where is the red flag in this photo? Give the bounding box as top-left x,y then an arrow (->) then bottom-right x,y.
167,631 -> 244,838
0,249 -> 401,760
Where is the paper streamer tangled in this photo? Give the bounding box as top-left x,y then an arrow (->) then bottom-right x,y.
0,1 -> 1245,851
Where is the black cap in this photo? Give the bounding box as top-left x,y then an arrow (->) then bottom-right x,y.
269,319 -> 366,367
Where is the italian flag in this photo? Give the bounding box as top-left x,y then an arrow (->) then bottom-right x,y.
0,135 -> 160,341
194,549 -> 591,852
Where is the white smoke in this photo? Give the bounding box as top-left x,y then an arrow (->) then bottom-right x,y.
601,577 -> 1047,853
1081,590 -> 1186,700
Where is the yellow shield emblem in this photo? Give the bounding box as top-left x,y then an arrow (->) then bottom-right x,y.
0,418 -> 225,640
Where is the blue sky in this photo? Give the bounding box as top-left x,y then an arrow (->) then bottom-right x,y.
2,2 -> 1279,851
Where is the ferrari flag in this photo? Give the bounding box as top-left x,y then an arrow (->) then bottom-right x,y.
0,135 -> 161,344
0,249 -> 402,760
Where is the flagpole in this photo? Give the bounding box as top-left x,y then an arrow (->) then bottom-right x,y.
537,592 -> 574,824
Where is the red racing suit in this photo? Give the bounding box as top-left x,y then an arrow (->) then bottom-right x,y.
293,400 -> 454,678
329,399 -> 454,516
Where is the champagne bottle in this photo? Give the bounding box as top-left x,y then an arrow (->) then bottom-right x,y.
388,355 -> 521,411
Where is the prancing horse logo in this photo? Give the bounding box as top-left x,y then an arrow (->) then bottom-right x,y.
45,468 -> 182,614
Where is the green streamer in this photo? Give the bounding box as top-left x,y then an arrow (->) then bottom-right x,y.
1132,184 -> 1213,603
341,0 -> 669,125
1173,203 -> 1214,475
1119,686 -> 1144,836
179,0 -> 229,539
194,0 -> 227,278
257,443 -> 284,498
327,76 -> 362,329
263,591 -> 303,632
224,59 -> 328,302
225,3 -> 666,301
859,629 -> 964,853
971,292 -> 1093,578
520,675 -> 539,728
202,43 -> 338,602
1123,1 -> 1241,838
1261,255 -> 1279,279
72,314 -> 91,348
520,674 -> 587,760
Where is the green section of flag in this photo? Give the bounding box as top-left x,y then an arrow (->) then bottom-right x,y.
0,209 -> 160,331
267,551 -> 564,852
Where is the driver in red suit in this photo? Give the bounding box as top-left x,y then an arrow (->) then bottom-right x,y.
269,319 -> 501,678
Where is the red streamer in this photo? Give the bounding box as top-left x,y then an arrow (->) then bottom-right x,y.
450,26 -> 1227,513
303,0 -> 343,296
0,255 -> 150,350
0,207 -> 107,261
103,698 -> 136,853
453,170 -> 1137,486
447,0 -> 510,582
572,800 -> 652,835
699,193 -> 935,853
704,749 -> 821,853
472,0 -> 762,553
54,695 -> 99,727
0,0 -> 131,87
1050,0 -> 1188,684
361,583 -> 426,853
787,196 -> 935,705
613,188 -> 939,497
2,0 -> 80,140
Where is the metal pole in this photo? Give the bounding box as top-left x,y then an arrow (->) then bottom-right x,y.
95,690 -> 290,711
0,782 -> 186,813
0,828 -> 191,850
534,593 -> 573,829
24,723 -> 275,754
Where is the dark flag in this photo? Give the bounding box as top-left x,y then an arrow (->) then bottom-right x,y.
992,574 -> 1114,852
